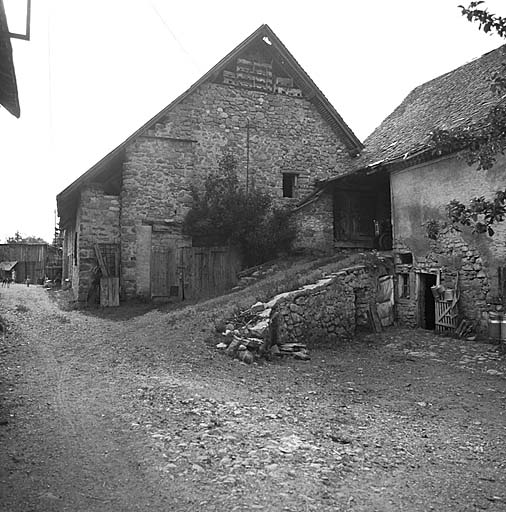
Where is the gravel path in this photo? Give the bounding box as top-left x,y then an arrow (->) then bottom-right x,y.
1,284 -> 506,511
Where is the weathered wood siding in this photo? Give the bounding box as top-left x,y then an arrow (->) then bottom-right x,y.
0,244 -> 48,283
150,245 -> 240,301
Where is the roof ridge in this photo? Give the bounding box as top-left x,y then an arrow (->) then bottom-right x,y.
360,42 -> 506,169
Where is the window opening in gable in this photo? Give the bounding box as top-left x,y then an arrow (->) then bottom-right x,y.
282,173 -> 297,198
399,252 -> 413,265
398,273 -> 410,299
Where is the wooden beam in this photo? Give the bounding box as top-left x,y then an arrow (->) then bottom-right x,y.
94,244 -> 109,277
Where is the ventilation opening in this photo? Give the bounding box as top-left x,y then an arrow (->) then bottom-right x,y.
282,173 -> 297,198
399,252 -> 413,265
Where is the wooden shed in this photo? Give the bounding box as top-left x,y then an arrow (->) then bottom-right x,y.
0,244 -> 48,283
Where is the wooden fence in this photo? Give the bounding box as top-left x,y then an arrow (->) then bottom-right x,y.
151,246 -> 240,301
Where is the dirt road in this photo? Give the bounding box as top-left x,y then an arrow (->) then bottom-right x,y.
1,284 -> 506,511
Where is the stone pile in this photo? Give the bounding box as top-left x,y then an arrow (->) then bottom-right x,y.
216,294 -> 311,364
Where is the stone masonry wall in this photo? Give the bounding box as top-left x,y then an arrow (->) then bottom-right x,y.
120,81 -> 355,298
292,191 -> 334,254
121,139 -> 194,298
394,229 -> 493,333
76,184 -> 120,302
272,265 -> 379,345
143,83 -> 353,198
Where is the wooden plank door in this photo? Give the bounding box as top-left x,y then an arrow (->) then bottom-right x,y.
151,248 -> 179,300
180,247 -> 193,300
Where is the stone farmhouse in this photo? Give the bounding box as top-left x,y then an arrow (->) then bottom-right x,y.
304,44 -> 506,334
57,22 -> 506,335
56,24 -> 364,302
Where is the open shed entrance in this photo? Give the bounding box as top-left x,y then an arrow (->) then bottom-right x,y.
418,272 -> 437,330
331,171 -> 392,250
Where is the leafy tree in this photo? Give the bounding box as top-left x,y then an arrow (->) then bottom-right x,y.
5,231 -> 48,244
6,231 -> 23,243
184,153 -> 295,266
446,192 -> 506,236
459,1 -> 506,38
428,2 -> 506,235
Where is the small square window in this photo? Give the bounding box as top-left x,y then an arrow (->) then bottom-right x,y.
399,252 -> 413,265
282,173 -> 297,198
398,273 -> 410,299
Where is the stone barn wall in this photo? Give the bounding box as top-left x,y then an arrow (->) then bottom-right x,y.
74,184 -> 120,302
119,81 -> 355,299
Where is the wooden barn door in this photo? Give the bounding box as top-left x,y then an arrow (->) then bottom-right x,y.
151,248 -> 180,300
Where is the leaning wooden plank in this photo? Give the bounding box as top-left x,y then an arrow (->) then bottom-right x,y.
100,277 -> 119,307
368,303 -> 383,333
94,244 -> 109,277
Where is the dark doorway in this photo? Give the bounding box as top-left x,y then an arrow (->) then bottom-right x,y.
419,273 -> 437,330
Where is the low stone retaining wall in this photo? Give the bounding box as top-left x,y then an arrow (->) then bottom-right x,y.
218,263 -> 390,363
271,265 -> 378,345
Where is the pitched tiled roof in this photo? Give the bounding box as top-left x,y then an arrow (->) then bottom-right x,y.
357,44 -> 506,168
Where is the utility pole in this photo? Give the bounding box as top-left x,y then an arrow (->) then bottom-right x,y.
246,118 -> 250,194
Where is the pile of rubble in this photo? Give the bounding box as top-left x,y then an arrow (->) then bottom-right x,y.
215,294 -> 311,364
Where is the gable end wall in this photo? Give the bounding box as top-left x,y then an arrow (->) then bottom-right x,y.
120,82 -> 355,299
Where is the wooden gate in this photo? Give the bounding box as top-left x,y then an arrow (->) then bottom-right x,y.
435,299 -> 458,333
151,246 -> 239,301
180,246 -> 239,300
435,274 -> 459,334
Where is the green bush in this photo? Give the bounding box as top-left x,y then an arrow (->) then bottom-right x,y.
183,153 -> 295,266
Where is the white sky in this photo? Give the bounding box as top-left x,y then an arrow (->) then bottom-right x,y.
0,0 -> 504,243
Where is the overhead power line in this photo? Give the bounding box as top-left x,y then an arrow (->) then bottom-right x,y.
149,2 -> 200,72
